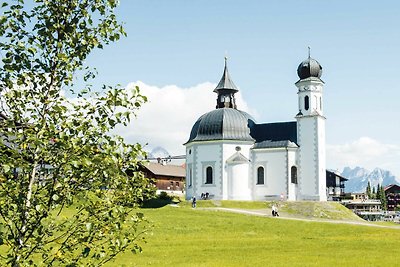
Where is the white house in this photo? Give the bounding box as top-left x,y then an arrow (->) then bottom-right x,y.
185,55 -> 327,201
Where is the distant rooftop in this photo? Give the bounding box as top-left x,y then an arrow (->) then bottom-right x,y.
142,162 -> 185,178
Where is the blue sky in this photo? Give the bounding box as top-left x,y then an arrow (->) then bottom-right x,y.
86,1 -> 400,176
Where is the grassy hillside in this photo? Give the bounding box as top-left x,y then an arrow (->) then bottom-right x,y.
277,201 -> 364,221
178,200 -> 362,221
110,204 -> 400,267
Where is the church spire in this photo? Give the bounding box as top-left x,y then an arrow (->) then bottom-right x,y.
214,57 -> 239,93
214,57 -> 239,109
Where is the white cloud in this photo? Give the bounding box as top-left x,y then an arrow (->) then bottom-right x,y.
327,137 -> 400,176
115,81 -> 257,156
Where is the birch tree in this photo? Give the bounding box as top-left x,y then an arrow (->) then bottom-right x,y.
0,1 -> 154,265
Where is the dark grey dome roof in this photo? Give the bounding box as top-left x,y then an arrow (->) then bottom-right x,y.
297,57 -> 322,80
186,108 -> 255,143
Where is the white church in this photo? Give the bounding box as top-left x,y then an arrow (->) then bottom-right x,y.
185,54 -> 327,201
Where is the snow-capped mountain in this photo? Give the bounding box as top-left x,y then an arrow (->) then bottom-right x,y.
341,166 -> 400,193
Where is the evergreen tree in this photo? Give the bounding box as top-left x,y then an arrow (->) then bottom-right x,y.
376,184 -> 381,200
372,186 -> 376,199
366,181 -> 372,199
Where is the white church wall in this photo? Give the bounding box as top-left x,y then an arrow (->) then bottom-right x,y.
297,116 -> 327,201
227,163 -> 251,200
297,117 -> 316,199
185,145 -> 194,200
251,148 -> 288,201
316,117 -> 327,201
309,89 -> 323,114
287,149 -> 298,201
222,142 -> 252,200
191,142 -> 223,200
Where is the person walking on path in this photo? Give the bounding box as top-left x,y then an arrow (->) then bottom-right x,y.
192,196 -> 197,208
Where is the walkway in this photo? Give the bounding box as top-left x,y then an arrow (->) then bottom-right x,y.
199,207 -> 400,229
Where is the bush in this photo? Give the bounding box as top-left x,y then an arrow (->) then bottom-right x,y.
141,191 -> 173,208
159,191 -> 173,201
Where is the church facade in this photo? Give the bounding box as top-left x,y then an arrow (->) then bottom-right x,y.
185,55 -> 327,201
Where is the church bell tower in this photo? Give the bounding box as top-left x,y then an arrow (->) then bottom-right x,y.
214,57 -> 239,109
295,50 -> 327,201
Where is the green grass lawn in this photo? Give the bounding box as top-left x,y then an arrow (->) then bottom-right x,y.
2,200 -> 398,266
109,203 -> 400,267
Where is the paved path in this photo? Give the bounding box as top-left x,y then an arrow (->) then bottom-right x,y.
199,207 -> 400,229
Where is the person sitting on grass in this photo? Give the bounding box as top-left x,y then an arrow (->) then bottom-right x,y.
271,204 -> 279,217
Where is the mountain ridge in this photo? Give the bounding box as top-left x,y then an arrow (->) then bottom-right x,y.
341,166 -> 400,193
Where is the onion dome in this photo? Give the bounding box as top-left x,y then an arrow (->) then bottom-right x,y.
297,57 -> 322,80
186,108 -> 255,143
297,48 -> 322,80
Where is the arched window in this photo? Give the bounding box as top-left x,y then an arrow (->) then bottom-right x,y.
205,166 -> 213,184
257,166 -> 264,185
304,96 -> 309,111
291,166 -> 297,184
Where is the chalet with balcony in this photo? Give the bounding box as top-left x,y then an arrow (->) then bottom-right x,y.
326,170 -> 347,201
384,184 -> 400,211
